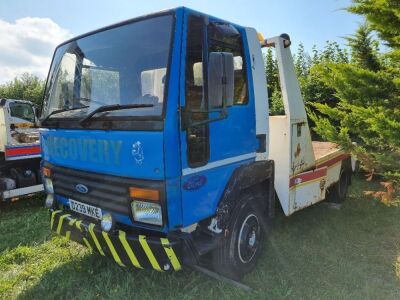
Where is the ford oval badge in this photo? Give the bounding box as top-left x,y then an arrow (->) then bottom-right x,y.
75,184 -> 89,194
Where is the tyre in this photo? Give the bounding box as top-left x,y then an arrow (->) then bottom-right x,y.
212,194 -> 266,280
327,168 -> 349,203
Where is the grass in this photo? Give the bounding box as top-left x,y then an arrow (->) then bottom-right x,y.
0,177 -> 399,299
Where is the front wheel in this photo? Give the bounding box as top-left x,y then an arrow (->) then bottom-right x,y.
212,195 -> 266,280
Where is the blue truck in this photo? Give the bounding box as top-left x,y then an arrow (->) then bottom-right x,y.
40,7 -> 354,279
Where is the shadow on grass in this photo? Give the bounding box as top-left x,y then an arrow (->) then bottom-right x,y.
5,178 -> 400,299
17,249 -> 248,300
0,193 -> 45,211
247,178 -> 400,299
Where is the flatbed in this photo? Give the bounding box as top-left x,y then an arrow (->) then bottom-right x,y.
312,141 -> 341,162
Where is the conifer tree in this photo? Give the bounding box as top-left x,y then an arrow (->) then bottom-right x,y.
265,47 -> 279,98
310,0 -> 400,182
264,42 -> 347,115
265,47 -> 284,115
302,41 -> 347,105
346,23 -> 381,71
295,43 -> 310,77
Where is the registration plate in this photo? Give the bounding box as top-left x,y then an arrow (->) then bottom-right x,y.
69,199 -> 102,220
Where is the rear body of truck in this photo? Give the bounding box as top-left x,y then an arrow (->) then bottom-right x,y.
40,7 -> 354,277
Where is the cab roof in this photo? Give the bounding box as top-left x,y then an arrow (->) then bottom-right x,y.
56,7 -> 248,49
0,98 -> 35,106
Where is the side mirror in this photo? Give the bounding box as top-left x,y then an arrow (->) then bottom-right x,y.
181,52 -> 234,130
208,52 -> 234,108
33,106 -> 40,127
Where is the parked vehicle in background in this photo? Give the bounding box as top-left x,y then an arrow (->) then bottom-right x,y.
0,99 -> 43,202
40,7 -> 355,279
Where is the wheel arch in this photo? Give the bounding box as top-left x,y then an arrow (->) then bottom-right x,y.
214,160 -> 275,230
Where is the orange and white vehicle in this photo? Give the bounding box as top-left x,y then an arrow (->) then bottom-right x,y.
0,99 -> 43,201
264,35 -> 355,215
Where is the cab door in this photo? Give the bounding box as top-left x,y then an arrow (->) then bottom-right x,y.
179,12 -> 256,226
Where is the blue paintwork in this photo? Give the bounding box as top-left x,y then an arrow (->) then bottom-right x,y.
178,9 -> 257,226
207,16 -> 257,162
163,8 -> 184,229
181,158 -> 254,225
40,128 -> 165,180
42,7 -> 259,232
183,175 -> 207,191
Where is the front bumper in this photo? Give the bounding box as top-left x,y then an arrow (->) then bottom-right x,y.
50,210 -> 197,271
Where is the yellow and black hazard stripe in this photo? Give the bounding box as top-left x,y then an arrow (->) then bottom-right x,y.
50,210 -> 182,272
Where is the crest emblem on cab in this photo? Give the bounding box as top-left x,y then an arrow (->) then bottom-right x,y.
132,141 -> 144,164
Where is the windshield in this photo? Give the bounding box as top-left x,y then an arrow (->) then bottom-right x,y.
10,102 -> 35,123
42,14 -> 173,121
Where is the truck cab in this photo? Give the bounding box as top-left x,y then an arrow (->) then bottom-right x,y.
41,7 -> 353,279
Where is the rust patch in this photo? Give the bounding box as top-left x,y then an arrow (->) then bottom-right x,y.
294,143 -> 301,158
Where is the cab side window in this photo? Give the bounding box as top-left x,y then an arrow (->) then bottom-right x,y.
208,22 -> 248,105
185,15 -> 209,167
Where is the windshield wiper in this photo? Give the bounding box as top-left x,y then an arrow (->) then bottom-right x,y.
40,105 -> 89,125
79,104 -> 154,125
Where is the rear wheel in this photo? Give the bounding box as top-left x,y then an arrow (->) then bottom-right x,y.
327,168 -> 349,203
212,194 -> 266,280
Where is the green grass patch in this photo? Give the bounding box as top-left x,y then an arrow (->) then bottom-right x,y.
0,178 -> 399,299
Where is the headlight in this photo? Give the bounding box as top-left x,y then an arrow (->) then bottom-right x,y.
45,194 -> 54,208
132,200 -> 162,226
101,214 -> 113,232
44,178 -> 54,194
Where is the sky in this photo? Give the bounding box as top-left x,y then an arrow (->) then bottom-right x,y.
0,0 -> 362,84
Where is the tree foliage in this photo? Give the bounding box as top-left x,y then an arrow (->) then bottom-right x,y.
310,0 -> 400,182
264,1 -> 400,183
346,23 -> 381,71
348,0 -> 400,49
0,73 -> 45,106
265,41 -> 349,116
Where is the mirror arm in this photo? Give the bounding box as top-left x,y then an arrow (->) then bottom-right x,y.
191,109 -> 227,127
181,108 -> 228,129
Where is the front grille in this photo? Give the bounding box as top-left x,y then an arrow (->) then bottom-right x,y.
45,163 -> 164,216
